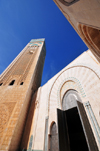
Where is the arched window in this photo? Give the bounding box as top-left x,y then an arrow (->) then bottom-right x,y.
9,80 -> 15,86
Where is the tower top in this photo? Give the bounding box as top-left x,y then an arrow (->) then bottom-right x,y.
30,38 -> 45,43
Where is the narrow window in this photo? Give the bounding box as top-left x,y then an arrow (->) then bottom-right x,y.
0,83 -> 3,86
20,82 -> 24,85
9,80 -> 15,86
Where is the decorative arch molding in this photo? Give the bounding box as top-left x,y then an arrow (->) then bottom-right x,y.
67,63 -> 100,78
48,63 -> 100,113
57,77 -> 86,108
78,23 -> 100,61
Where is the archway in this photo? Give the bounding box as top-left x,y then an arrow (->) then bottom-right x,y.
57,90 -> 98,151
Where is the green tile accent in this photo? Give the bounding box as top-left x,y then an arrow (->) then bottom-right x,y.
30,39 -> 45,43
30,135 -> 33,142
29,43 -> 39,46
27,149 -> 32,151
28,135 -> 33,151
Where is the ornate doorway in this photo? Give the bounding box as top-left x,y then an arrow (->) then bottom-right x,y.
57,90 -> 98,151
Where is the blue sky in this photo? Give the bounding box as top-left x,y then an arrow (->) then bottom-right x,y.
0,0 -> 87,85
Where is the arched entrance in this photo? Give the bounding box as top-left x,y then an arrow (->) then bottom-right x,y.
57,90 -> 98,151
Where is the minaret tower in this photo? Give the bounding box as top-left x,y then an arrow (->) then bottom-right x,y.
0,39 -> 46,151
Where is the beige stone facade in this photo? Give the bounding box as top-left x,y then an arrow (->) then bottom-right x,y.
29,50 -> 100,151
53,0 -> 100,62
0,39 -> 46,151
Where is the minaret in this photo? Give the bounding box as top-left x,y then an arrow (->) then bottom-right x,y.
0,39 -> 46,151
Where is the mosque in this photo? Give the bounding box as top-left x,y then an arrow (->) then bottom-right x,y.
0,0 -> 100,151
